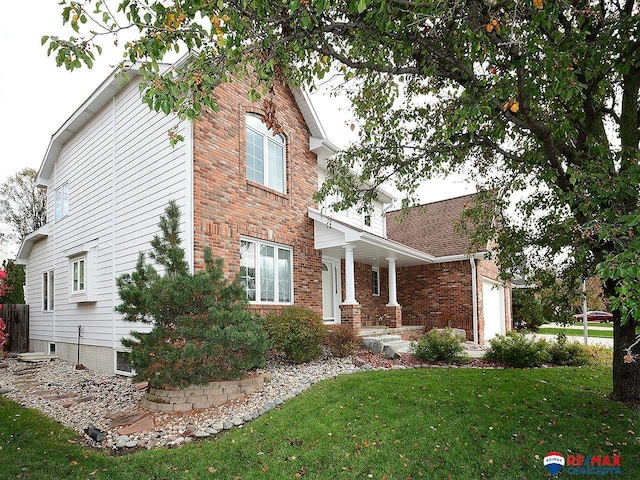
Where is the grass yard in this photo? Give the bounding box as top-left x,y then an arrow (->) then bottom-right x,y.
1,367 -> 638,479
537,327 -> 614,339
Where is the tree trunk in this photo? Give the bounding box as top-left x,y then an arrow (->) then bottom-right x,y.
612,316 -> 640,403
606,283 -> 640,404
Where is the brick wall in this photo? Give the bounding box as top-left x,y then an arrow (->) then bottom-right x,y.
192,79 -> 322,317
396,261 -> 474,339
346,261 -> 389,326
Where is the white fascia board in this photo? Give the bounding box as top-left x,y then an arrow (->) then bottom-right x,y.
15,224 -> 50,263
433,252 -> 488,263
358,231 -> 437,263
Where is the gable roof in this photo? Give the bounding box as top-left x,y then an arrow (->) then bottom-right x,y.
386,193 -> 487,258
36,58 -> 338,186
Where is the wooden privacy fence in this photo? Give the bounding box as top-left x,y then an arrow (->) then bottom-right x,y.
1,304 -> 29,353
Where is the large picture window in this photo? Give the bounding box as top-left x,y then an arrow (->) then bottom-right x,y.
240,238 -> 292,304
245,114 -> 286,193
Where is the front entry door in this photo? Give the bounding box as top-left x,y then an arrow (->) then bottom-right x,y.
322,260 -> 340,323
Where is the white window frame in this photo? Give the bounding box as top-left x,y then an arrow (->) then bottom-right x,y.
114,349 -> 135,377
240,237 -> 293,305
43,270 -> 54,311
363,213 -> 372,229
372,266 -> 380,296
65,240 -> 97,303
54,184 -> 69,221
71,257 -> 86,293
245,114 -> 286,193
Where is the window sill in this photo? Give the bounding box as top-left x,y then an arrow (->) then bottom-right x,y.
246,181 -> 288,200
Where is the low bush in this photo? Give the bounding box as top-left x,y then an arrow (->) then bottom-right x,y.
547,333 -> 590,366
410,328 -> 468,363
583,344 -> 613,367
323,324 -> 361,357
484,332 -> 549,367
264,306 -> 328,364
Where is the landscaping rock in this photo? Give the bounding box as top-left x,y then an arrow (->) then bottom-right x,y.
383,345 -> 402,360
362,338 -> 384,354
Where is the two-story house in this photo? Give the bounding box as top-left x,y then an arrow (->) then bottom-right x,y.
17,63 -> 511,375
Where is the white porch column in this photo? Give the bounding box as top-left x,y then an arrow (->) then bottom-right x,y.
386,257 -> 399,306
343,245 -> 358,304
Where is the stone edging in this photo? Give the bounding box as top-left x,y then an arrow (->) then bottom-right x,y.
142,374 -> 268,412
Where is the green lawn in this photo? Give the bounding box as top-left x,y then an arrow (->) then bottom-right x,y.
1,367 -> 638,479
537,327 -> 614,339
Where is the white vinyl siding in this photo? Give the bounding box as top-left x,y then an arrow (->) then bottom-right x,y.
24,75 -> 193,367
317,167 -> 387,237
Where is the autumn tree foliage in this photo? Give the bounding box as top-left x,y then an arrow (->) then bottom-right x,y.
45,0 -> 640,402
0,168 -> 46,242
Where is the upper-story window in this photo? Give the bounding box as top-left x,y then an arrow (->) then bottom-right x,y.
55,184 -> 69,221
245,114 -> 286,193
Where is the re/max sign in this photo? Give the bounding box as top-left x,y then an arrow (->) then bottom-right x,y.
566,455 -> 621,467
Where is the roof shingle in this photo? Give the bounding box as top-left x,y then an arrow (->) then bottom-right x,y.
386,193 -> 485,258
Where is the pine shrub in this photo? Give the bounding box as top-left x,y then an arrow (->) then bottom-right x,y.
484,332 -> 550,368
265,306 -> 328,364
323,324 -> 361,357
410,328 -> 468,363
116,201 -> 270,389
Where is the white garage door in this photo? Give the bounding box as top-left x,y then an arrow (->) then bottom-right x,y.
482,279 -> 505,342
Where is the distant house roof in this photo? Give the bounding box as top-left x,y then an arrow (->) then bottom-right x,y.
386,193 -> 487,258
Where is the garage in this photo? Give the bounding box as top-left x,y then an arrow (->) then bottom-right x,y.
482,278 -> 505,342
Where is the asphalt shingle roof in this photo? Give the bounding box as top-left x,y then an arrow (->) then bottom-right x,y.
386,193 -> 484,258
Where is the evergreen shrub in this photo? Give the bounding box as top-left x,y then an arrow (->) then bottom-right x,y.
323,324 -> 361,357
410,328 -> 468,363
547,333 -> 590,366
484,332 -> 550,367
264,306 -> 328,364
116,201 -> 270,389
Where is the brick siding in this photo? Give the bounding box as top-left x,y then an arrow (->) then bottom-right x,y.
396,261 -> 475,339
192,79 -> 322,317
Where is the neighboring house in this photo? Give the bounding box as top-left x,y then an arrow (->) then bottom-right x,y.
17,63 -> 510,375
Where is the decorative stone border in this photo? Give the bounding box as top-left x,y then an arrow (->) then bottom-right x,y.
142,374 -> 268,412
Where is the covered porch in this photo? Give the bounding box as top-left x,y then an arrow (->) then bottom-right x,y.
309,208 -> 437,331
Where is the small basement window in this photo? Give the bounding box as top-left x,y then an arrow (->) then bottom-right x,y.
115,350 -> 134,376
48,343 -> 56,355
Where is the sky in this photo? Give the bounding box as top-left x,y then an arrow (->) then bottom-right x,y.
0,1 -> 474,211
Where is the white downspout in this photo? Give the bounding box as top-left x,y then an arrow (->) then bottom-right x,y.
470,257 -> 479,344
